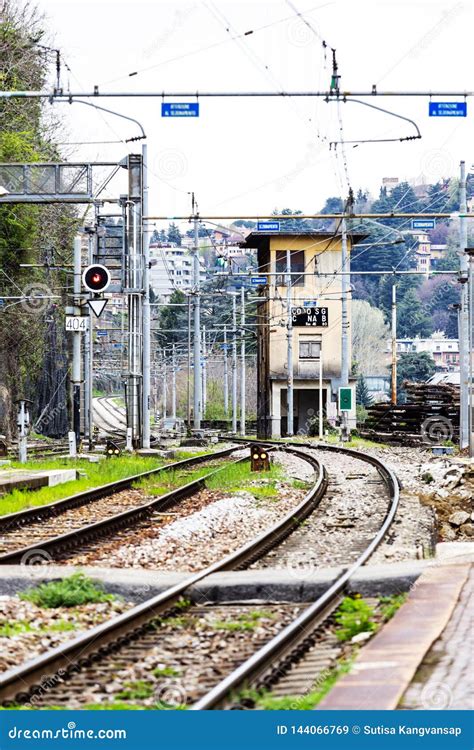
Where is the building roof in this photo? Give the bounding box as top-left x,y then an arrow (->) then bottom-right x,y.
241,230 -> 368,251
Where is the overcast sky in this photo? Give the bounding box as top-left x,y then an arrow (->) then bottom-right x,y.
37,0 -> 472,227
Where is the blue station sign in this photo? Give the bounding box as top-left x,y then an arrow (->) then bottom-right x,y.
161,103 -> 200,118
429,102 -> 467,117
257,221 -> 280,232
412,219 -> 436,230
251,276 -> 267,285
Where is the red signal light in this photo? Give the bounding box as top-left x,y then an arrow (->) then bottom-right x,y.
82,264 -> 111,293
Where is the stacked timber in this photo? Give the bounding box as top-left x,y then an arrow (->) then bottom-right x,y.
361,381 -> 460,445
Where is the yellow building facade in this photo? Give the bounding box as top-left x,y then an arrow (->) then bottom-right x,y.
243,231 -> 363,437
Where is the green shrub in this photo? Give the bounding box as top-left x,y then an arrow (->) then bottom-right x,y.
20,573 -> 116,609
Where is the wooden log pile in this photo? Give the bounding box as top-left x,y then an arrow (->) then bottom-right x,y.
361,381 -> 460,445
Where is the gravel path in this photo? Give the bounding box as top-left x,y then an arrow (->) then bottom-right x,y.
252,448 -> 387,571
0,596 -> 133,674
65,453 -> 313,571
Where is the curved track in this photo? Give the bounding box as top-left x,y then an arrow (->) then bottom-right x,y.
0,446 -> 241,564
192,437 -> 400,709
0,444 -> 327,706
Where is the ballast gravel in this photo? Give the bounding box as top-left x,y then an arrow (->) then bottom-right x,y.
66,453 -> 312,571
0,595 -> 133,674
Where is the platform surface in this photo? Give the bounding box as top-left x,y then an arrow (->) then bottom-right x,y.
317,562 -> 471,710
0,468 -> 77,495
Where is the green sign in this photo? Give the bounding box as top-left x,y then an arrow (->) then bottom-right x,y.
338,387 -> 353,411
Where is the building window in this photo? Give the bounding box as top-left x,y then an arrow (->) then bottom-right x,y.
299,340 -> 321,359
275,250 -> 305,286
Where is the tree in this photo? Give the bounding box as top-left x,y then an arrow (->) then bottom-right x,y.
397,287 -> 433,337
167,222 -> 182,246
397,351 -> 436,389
158,289 -> 187,345
356,375 -> 373,407
351,300 -> 390,375
272,208 -> 313,231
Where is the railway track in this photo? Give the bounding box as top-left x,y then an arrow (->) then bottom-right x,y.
0,445 -> 243,565
0,444 -> 328,706
191,437 -> 400,709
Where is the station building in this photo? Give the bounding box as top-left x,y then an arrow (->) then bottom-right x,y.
242,230 -> 365,438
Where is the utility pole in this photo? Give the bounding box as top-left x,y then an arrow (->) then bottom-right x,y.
162,363 -> 167,423
72,235 -> 82,450
232,293 -> 238,433
391,282 -> 397,405
459,161 -> 469,449
171,343 -> 177,421
192,193 -> 202,430
286,248 -> 294,436
340,216 -> 350,439
126,154 -> 144,447
240,286 -> 246,436
142,143 -> 151,448
202,325 -> 207,418
84,227 -> 94,450
223,324 -> 229,416
466,247 -> 474,458
187,295 -> 191,428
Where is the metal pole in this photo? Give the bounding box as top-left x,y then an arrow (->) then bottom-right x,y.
467,250 -> 474,458
319,351 -> 323,440
17,401 -> 27,464
187,296 -> 191,428
223,324 -> 229,417
286,248 -> 294,436
172,343 -> 177,420
85,229 -> 94,449
459,162 -> 469,449
232,294 -> 238,433
240,286 -> 246,436
142,143 -> 151,448
192,195 -> 202,429
126,154 -> 144,447
391,282 -> 397,405
202,325 -> 207,417
340,218 -> 350,439
72,235 -> 82,448
162,365 -> 167,422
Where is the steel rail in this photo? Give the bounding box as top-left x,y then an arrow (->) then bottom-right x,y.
0,445 -> 325,706
191,437 -> 400,709
0,445 -> 240,536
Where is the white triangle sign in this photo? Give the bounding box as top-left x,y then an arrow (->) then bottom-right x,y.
87,298 -> 108,318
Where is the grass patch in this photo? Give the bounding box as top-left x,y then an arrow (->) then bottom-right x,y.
211,610 -> 275,632
292,479 -> 312,490
379,593 -> 407,621
0,619 -> 76,636
115,681 -> 155,701
0,455 -> 167,516
243,659 -> 353,710
152,666 -> 181,678
84,703 -> 146,711
334,596 -> 377,642
20,573 -> 116,609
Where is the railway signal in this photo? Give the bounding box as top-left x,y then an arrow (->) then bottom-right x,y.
82,264 -> 111,293
250,445 -> 270,471
105,439 -> 122,457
